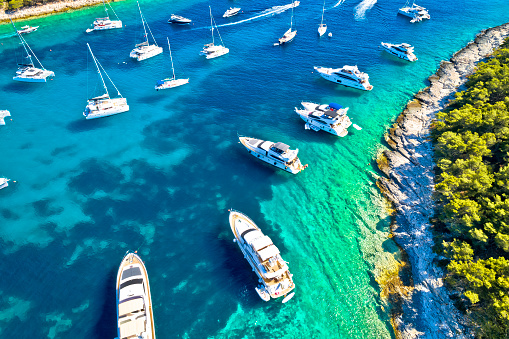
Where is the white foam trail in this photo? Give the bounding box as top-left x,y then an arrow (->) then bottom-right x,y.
354,0 -> 377,20
330,0 -> 346,9
213,1 -> 300,29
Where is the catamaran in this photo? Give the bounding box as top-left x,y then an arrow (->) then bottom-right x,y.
86,0 -> 122,33
155,38 -> 189,91
274,1 -> 299,46
229,210 -> 296,302
398,1 -> 430,23
0,110 -> 11,125
84,43 -> 129,120
200,6 -> 229,59
130,1 -> 163,61
318,0 -> 327,36
115,251 -> 156,339
10,19 -> 54,83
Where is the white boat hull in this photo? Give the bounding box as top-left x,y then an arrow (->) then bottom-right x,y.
84,98 -> 129,120
87,20 -> 122,32
201,46 -> 229,59
0,178 -> 9,190
296,111 -> 351,137
13,68 -> 54,82
155,78 -> 189,90
381,43 -> 417,62
314,66 -> 373,91
318,24 -> 327,36
130,45 -> 163,61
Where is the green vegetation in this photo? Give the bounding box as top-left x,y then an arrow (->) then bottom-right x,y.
2,0 -> 58,11
432,37 -> 509,337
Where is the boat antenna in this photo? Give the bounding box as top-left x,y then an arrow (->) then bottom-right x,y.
167,37 -> 175,80
87,43 -> 109,97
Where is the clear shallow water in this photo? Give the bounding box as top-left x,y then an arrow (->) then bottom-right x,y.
0,0 -> 508,337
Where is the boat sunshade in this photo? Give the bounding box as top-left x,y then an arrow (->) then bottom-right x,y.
325,110 -> 340,118
329,103 -> 343,110
273,142 -> 290,153
120,278 -> 143,290
258,245 -> 280,262
121,267 -> 142,280
119,297 -> 144,317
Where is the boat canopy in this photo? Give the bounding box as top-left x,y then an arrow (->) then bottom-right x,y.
258,245 -> 280,262
90,94 -> 110,101
250,235 -> 273,251
272,142 -> 290,153
329,103 -> 342,110
135,41 -> 149,48
244,230 -> 263,244
119,316 -> 146,338
118,297 -> 144,317
121,266 -> 142,280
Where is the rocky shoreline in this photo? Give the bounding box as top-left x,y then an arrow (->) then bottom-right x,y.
377,23 -> 509,338
0,0 -> 107,23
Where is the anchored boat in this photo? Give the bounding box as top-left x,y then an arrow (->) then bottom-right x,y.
314,65 -> 373,91
130,1 -> 163,61
229,210 -> 295,302
381,42 -> 417,61
86,0 -> 122,33
295,102 -> 352,137
200,6 -> 229,59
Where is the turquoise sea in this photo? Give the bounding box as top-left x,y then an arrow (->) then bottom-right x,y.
0,0 -> 508,337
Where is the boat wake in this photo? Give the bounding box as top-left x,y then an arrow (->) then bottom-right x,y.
354,0 -> 377,20
329,0 -> 346,9
0,32 -> 17,40
210,1 -> 300,29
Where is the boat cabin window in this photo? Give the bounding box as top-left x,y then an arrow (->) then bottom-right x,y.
121,267 -> 142,280
120,278 -> 144,290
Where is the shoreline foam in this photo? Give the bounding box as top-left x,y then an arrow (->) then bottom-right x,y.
377,22 -> 509,338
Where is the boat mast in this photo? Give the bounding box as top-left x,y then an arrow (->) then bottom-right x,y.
10,19 -> 34,67
290,2 -> 295,30
87,43 -> 109,97
320,0 -> 325,26
167,37 -> 175,80
209,6 -> 214,45
102,0 -> 108,17
137,1 -> 148,44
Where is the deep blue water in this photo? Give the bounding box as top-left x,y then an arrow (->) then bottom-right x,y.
0,0 -> 508,338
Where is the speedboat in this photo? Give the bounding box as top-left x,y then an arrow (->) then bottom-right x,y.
116,251 -> 156,339
381,42 -> 417,61
0,178 -> 9,190
223,7 -> 241,18
239,136 -> 307,174
14,65 -> 54,83
314,65 -> 373,91
295,102 -> 352,137
398,2 -> 430,22
168,14 -> 192,24
229,210 -> 296,302
17,25 -> 39,34
84,95 -> 129,120
0,110 -> 11,125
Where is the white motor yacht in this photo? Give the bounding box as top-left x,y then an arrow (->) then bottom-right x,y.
0,178 -> 10,190
155,37 -> 189,91
398,1 -> 430,22
200,6 -> 229,59
17,25 -> 39,34
229,210 -> 296,302
239,136 -> 307,174
223,7 -> 241,17
116,251 -> 156,339
130,2 -> 163,61
84,44 -> 129,120
381,42 -> 417,61
295,102 -> 352,137
10,19 -> 54,83
0,110 -> 11,125
168,14 -> 192,24
85,0 -> 122,33
314,65 -> 373,91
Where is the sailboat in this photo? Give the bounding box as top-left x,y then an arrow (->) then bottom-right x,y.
10,19 -> 54,83
130,1 -> 163,61
200,6 -> 229,59
274,1 -> 299,46
86,0 -> 122,33
155,37 -> 189,91
84,43 -> 129,120
318,0 -> 327,36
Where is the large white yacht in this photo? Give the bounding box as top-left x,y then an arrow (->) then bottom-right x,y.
398,2 -> 430,22
17,25 -> 39,34
168,14 -> 192,24
239,136 -> 307,174
86,0 -> 122,33
130,1 -> 163,61
229,210 -> 295,302
381,42 -> 417,61
223,7 -> 241,18
200,6 -> 229,59
84,44 -> 129,119
0,110 -> 11,125
116,251 -> 156,339
295,102 -> 352,137
0,178 -> 10,190
314,65 -> 373,91
11,20 -> 54,83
